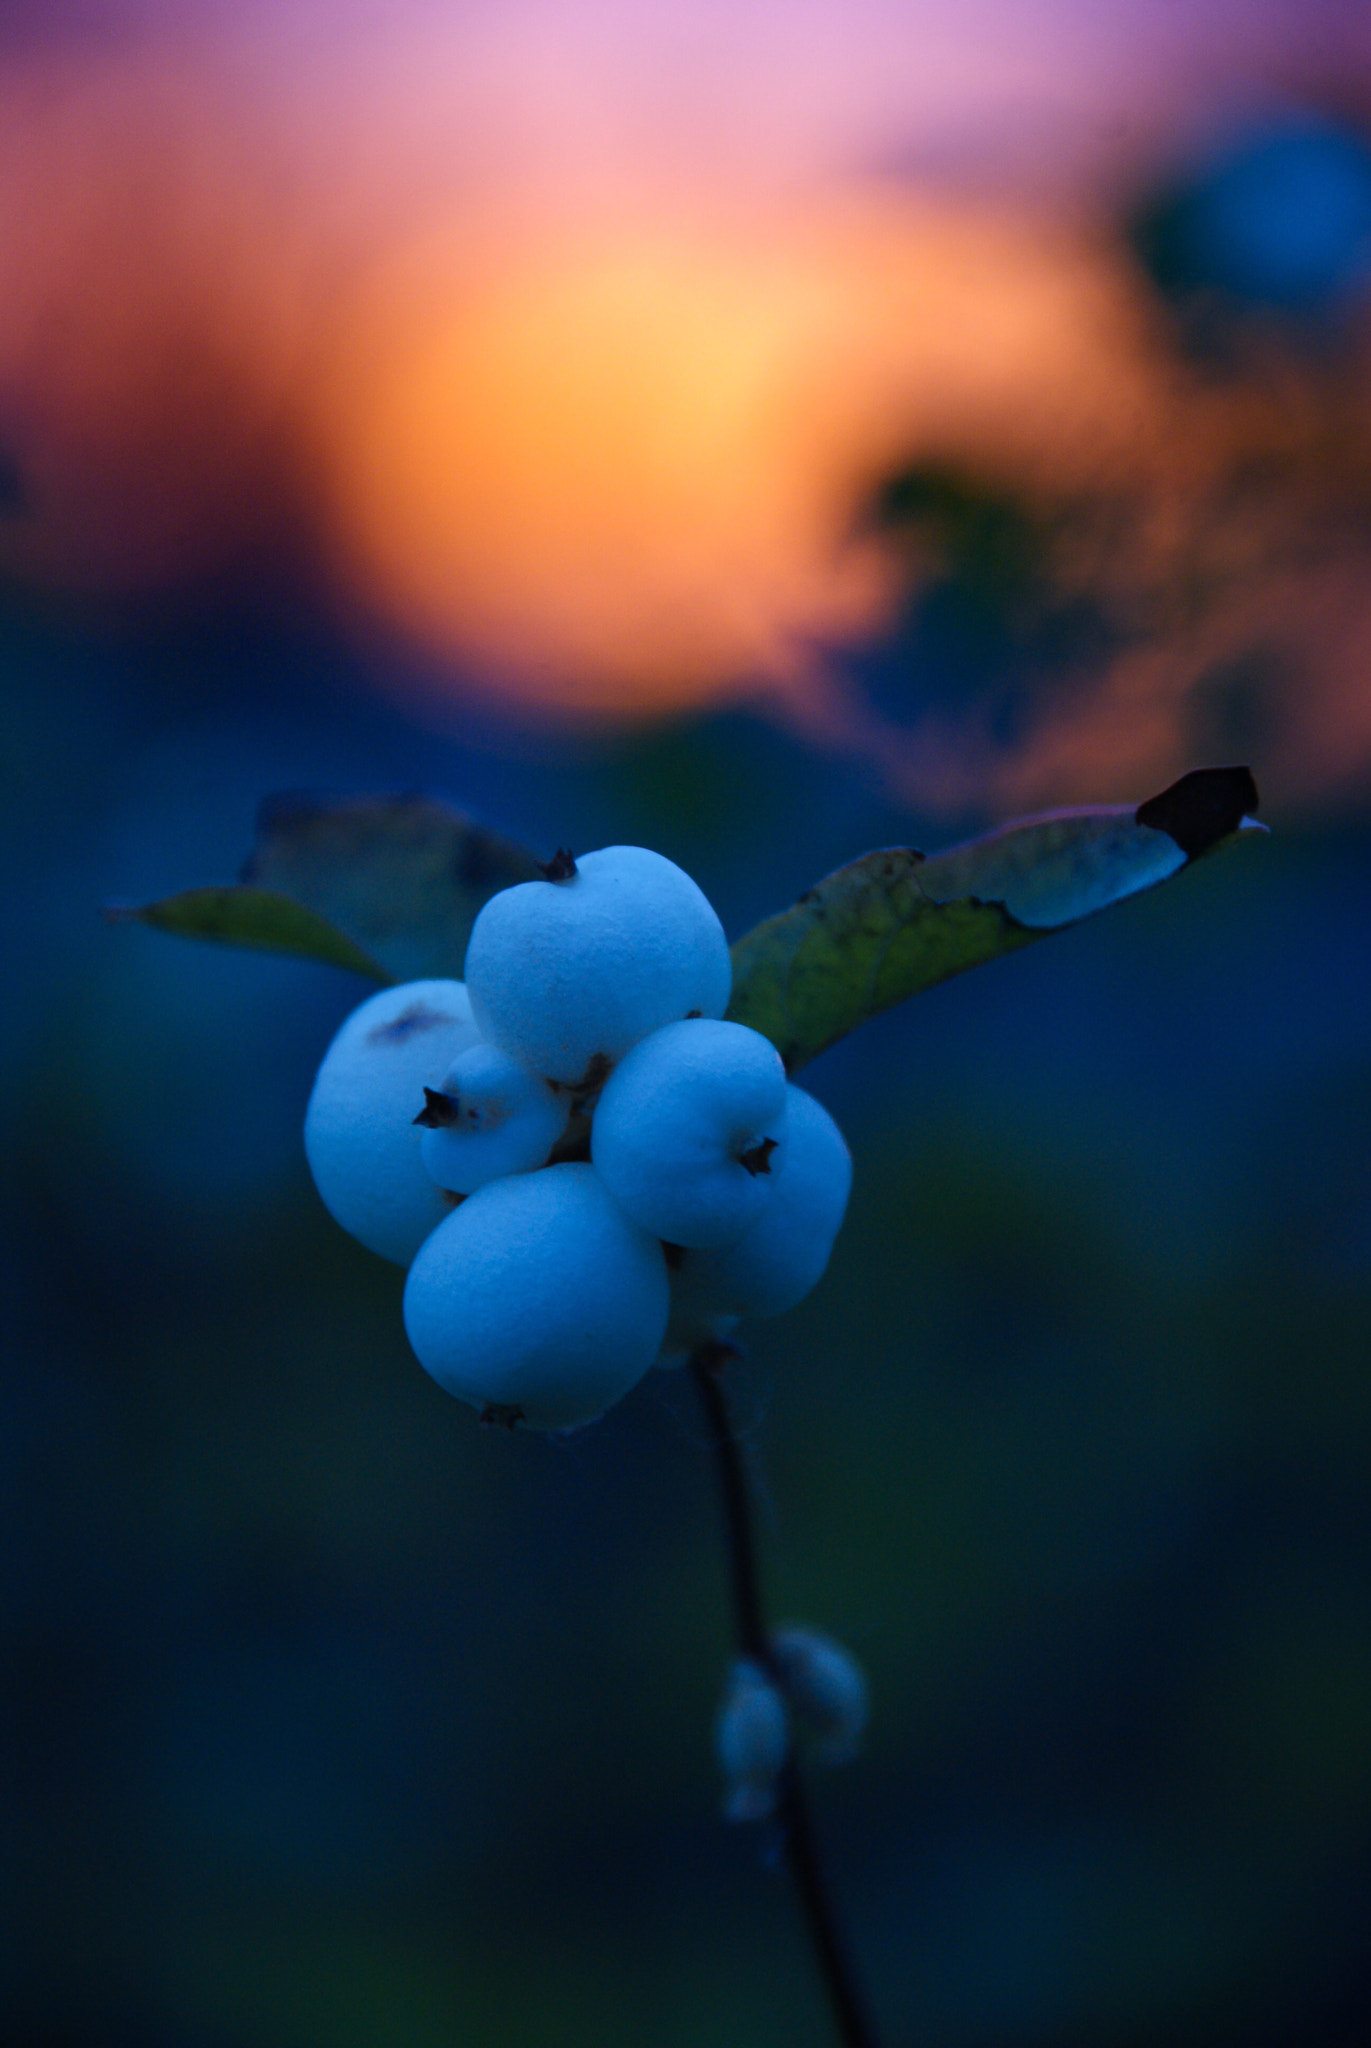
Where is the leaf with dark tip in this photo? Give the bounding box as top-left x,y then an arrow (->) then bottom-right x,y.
105,887 -> 391,980
1134,764 -> 1259,857
727,768 -> 1262,1072
240,792 -> 542,981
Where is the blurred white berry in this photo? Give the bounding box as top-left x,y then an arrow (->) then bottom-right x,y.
304,980 -> 482,1265
667,1084 -> 851,1332
464,845 -> 731,1086
417,1041 -> 570,1195
716,1657 -> 790,1823
402,1163 -> 670,1430
592,1018 -> 789,1249
771,1626 -> 868,1765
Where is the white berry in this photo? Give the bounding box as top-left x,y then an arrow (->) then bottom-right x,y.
667,1084 -> 851,1330
304,980 -> 482,1265
464,845 -> 732,1086
402,1163 -> 670,1430
591,1018 -> 789,1249
418,1041 -> 570,1195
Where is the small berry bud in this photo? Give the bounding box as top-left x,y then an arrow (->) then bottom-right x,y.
771,1626 -> 868,1765
716,1657 -> 790,1823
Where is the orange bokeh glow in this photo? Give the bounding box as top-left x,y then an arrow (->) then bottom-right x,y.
3,11 -> 1371,811
310,193 -> 1192,727
311,214 -> 902,715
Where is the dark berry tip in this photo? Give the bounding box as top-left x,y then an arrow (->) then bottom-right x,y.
537,848 -> 578,882
738,1136 -> 779,1177
414,1086 -> 461,1128
479,1402 -> 525,1429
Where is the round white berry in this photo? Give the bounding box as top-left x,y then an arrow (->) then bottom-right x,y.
667,1084 -> 851,1327
304,980 -> 482,1265
418,1041 -> 570,1195
591,1018 -> 789,1249
464,845 -> 732,1086
402,1163 -> 670,1430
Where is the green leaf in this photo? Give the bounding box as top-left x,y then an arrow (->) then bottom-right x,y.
106,886 -> 392,980
726,766 -> 1262,1072
114,768 -> 1263,1070
113,793 -> 542,983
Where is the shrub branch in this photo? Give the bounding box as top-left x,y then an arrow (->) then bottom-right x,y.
690,1343 -> 882,2048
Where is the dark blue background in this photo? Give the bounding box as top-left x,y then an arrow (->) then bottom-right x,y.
4,97 -> 1371,2048
2,565 -> 1368,2048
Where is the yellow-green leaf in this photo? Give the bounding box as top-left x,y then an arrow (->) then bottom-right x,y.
113,793 -> 541,983
727,766 -> 1262,1072
106,886 -> 392,981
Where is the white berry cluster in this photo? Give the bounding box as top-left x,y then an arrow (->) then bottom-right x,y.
304,846 -> 852,1431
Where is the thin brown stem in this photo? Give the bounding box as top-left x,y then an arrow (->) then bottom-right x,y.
690,1344 -> 882,2048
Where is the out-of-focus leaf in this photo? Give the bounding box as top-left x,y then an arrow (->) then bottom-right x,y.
118,771 -> 1262,1058
241,792 -> 542,981
114,793 -> 541,983
727,766 -> 1262,1072
106,886 -> 391,980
